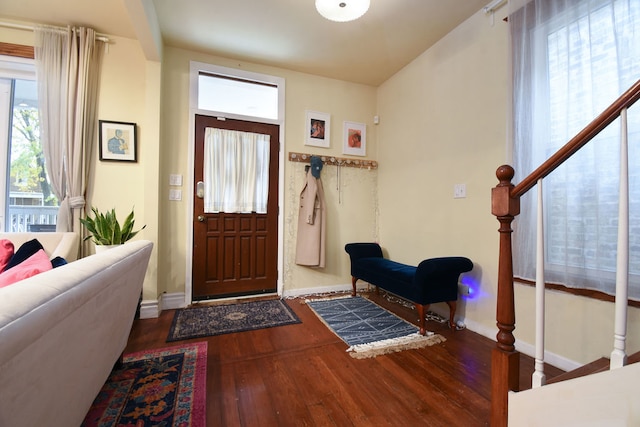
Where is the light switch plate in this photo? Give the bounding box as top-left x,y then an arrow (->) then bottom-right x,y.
169,174 -> 183,186
169,189 -> 182,201
454,183 -> 466,199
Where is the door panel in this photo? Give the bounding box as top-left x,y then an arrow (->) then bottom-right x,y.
192,115 -> 279,300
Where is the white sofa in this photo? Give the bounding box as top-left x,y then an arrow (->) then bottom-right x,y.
0,232 -> 80,262
0,240 -> 153,427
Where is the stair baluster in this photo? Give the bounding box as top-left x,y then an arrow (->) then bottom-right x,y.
611,107 -> 629,369
532,179 -> 546,388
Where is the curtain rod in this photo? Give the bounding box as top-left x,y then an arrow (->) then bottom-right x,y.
0,21 -> 110,43
483,0 -> 507,14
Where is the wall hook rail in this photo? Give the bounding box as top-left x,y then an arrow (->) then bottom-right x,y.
288,152 -> 378,170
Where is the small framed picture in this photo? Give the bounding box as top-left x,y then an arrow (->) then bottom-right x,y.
305,110 -> 330,148
343,121 -> 366,156
99,120 -> 137,162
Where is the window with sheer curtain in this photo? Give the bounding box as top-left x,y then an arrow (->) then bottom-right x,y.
510,0 -> 640,300
203,127 -> 270,214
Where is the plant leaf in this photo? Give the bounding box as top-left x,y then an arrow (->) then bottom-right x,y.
80,206 -> 146,245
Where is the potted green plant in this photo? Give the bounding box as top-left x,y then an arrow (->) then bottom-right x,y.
80,206 -> 146,249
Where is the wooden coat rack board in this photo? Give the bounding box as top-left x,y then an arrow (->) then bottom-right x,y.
288,152 -> 378,169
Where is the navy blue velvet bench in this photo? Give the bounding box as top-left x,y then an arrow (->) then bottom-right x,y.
345,243 -> 473,335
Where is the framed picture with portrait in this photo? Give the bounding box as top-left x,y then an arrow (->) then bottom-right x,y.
99,120 -> 137,162
305,110 -> 330,148
342,121 -> 366,156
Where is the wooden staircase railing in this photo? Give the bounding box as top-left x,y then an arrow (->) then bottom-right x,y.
490,78 -> 640,427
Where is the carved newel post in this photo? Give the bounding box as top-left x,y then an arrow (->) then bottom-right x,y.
490,165 -> 521,427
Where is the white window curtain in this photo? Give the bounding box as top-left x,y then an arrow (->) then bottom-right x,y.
510,0 -> 640,299
34,26 -> 104,246
203,128 -> 270,214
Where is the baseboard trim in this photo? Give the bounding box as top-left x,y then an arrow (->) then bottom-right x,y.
514,336 -> 581,372
161,292 -> 187,311
282,283 -> 368,298
462,317 -> 581,372
139,299 -> 160,319
139,293 -> 187,319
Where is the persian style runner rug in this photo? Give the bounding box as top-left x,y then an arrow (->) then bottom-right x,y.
82,342 -> 207,427
167,299 -> 301,342
306,295 -> 445,359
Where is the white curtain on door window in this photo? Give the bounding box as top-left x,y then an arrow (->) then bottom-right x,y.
204,128 -> 270,214
510,0 -> 640,298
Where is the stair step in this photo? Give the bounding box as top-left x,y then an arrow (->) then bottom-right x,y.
547,350 -> 640,385
547,357 -> 609,384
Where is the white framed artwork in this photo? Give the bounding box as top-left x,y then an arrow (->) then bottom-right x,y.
305,110 -> 330,148
342,121 -> 366,156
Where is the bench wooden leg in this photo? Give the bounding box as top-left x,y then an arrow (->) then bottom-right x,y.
351,276 -> 358,296
415,304 -> 428,335
446,300 -> 457,330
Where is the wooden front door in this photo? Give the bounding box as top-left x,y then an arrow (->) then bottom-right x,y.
192,115 -> 279,300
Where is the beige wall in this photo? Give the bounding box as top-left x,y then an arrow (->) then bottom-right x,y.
158,46 -> 379,297
0,27 -> 161,302
376,9 -> 639,366
377,9 -> 508,338
0,26 -> 34,45
91,36 -> 160,302
3,10 -> 638,367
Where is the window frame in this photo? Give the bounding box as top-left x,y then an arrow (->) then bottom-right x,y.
189,61 -> 285,124
0,43 -> 59,233
510,2 -> 640,306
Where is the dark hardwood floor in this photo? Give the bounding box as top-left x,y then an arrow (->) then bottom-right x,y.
125,292 -> 564,426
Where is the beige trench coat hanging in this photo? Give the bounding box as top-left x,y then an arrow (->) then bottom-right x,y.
295,169 -> 326,268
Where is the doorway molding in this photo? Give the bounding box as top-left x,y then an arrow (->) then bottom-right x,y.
185,61 -> 285,307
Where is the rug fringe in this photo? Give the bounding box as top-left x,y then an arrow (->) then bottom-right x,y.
347,332 -> 446,359
303,294 -> 355,303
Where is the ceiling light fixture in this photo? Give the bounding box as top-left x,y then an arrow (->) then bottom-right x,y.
315,0 -> 370,22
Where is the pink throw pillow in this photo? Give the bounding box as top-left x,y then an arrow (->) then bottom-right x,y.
0,249 -> 52,288
0,239 -> 14,273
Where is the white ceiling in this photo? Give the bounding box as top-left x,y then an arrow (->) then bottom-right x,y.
0,0 -> 489,86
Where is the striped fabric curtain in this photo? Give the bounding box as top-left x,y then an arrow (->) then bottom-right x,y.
203,128 -> 270,214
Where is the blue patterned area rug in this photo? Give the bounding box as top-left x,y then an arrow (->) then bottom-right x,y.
82,342 -> 206,427
306,296 -> 445,359
167,299 -> 301,342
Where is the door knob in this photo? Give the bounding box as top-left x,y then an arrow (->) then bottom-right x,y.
197,215 -> 205,222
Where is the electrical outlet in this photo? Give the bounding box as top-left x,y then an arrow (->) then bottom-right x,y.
458,283 -> 470,296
